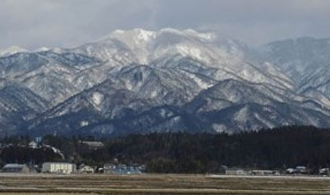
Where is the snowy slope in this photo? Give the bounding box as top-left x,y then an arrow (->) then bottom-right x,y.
1,29 -> 330,136
264,37 -> 330,87
74,28 -> 294,91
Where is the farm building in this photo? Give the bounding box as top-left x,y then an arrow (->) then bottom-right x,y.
80,141 -> 104,150
103,164 -> 142,174
225,168 -> 249,175
286,166 -> 307,174
319,168 -> 329,175
2,164 -> 30,173
78,165 -> 95,174
42,162 -> 76,174
28,141 -> 38,149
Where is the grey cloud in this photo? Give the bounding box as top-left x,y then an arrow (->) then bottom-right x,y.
0,0 -> 156,49
1,0 -> 330,49
150,0 -> 330,45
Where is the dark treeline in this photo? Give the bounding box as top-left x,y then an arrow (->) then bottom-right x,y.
1,126 -> 330,173
99,126 -> 330,173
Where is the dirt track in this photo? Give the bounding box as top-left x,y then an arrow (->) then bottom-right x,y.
0,173 -> 330,194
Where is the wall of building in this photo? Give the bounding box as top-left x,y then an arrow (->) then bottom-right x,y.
42,162 -> 76,174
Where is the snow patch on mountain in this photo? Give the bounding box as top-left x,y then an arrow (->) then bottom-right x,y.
91,92 -> 104,107
212,124 -> 228,133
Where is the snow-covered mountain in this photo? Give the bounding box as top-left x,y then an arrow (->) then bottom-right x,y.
264,37 -> 330,92
0,28 -> 330,137
73,28 -> 293,90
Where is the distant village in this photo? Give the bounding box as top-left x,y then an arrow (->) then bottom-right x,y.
2,160 -> 330,177
1,138 -> 329,176
1,162 -> 144,175
0,138 -> 145,175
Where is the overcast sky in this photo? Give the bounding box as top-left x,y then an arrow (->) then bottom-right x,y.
1,0 -> 330,50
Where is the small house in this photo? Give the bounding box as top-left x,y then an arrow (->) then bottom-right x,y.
319,168 -> 329,175
286,168 -> 297,174
28,141 -> 38,149
296,166 -> 307,174
78,165 -> 95,174
2,164 -> 30,173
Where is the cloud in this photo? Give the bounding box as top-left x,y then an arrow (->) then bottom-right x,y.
0,0 -> 156,49
149,0 -> 330,45
0,0 -> 330,49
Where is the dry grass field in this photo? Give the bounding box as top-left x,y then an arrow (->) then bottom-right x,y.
0,173 -> 330,195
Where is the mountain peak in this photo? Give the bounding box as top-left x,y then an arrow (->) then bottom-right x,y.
103,28 -> 156,43
0,45 -> 28,57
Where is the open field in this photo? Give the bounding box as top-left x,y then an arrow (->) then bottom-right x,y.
0,174 -> 330,195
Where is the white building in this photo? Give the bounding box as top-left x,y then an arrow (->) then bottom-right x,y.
42,162 -> 76,174
28,141 -> 38,149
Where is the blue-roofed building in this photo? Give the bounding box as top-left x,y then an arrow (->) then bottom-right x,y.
103,164 -> 142,174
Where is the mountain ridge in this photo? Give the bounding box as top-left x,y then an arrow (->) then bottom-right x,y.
0,28 -> 329,137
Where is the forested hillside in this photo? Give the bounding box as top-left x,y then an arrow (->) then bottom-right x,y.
1,126 -> 330,173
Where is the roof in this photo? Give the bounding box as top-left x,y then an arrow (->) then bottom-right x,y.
43,162 -> 74,165
80,165 -> 94,170
226,168 -> 246,171
3,164 -> 27,169
81,141 -> 104,148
